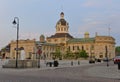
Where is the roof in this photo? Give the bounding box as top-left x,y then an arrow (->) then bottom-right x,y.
57,19 -> 67,25
96,35 -> 115,39
43,43 -> 57,46
84,32 -> 89,35
40,34 -> 45,38
67,38 -> 95,43
36,41 -> 57,46
47,33 -> 73,39
57,12 -> 68,26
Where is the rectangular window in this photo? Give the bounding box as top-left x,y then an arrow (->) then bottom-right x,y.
73,46 -> 74,50
77,46 -> 79,50
68,46 -> 70,51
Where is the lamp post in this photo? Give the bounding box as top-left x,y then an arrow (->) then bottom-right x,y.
105,46 -> 109,67
12,17 -> 19,68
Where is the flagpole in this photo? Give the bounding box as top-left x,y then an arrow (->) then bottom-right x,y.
108,24 -> 111,36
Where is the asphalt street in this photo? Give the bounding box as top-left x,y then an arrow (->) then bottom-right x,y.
0,60 -> 120,82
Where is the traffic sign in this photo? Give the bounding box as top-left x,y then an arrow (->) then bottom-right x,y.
37,49 -> 42,55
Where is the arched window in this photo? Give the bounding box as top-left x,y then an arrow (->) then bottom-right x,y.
61,27 -> 63,31
58,27 -> 60,31
64,28 -> 66,31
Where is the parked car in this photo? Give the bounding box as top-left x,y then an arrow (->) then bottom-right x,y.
96,59 -> 101,62
89,58 -> 95,63
113,56 -> 120,64
103,57 -> 110,62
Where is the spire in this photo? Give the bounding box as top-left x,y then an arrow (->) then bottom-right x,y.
60,12 -> 64,19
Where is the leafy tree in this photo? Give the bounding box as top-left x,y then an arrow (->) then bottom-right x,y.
74,50 -> 88,59
64,50 -> 74,59
79,50 -> 89,58
74,51 -> 80,59
52,48 -> 62,60
115,46 -> 120,55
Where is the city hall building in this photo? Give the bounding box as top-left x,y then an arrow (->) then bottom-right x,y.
9,12 -> 115,60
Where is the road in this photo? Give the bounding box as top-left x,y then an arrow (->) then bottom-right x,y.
0,61 -> 120,82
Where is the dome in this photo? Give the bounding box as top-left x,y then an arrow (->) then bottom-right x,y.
40,34 -> 45,42
40,34 -> 45,38
84,32 -> 89,38
57,19 -> 67,25
56,12 -> 68,26
84,32 -> 89,35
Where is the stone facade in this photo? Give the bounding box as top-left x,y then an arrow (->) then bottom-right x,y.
10,39 -> 36,59
67,35 -> 115,59
9,12 -> 116,60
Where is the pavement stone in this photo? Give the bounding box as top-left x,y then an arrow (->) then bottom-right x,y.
0,59 -> 120,80
85,62 -> 120,79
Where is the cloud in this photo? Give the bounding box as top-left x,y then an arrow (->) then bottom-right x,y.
19,32 -> 40,40
82,0 -> 100,7
19,31 -> 54,41
77,12 -> 120,39
82,1 -> 96,7
82,0 -> 113,8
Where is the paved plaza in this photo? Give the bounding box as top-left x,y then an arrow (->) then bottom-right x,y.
0,59 -> 120,82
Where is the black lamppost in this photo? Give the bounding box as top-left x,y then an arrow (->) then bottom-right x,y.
105,46 -> 109,67
12,17 -> 19,68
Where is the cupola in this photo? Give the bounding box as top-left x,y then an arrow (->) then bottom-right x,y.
84,32 -> 89,38
40,34 -> 45,42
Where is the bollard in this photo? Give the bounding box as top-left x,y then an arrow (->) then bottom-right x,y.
78,61 -> 80,65
49,62 -> 52,67
107,59 -> 109,67
71,61 -> 73,66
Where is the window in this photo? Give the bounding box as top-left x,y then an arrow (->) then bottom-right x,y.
91,45 -> 94,50
73,46 -> 74,50
99,55 -> 103,58
77,46 -> 79,50
48,39 -> 51,42
64,28 -> 66,31
54,39 -> 57,42
82,46 -> 84,50
58,28 -> 60,31
68,46 -> 70,51
62,38 -> 65,41
29,52 -> 32,59
61,27 -> 63,31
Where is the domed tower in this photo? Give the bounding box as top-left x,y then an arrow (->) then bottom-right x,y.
46,12 -> 73,44
56,12 -> 69,33
40,34 -> 45,43
84,32 -> 89,38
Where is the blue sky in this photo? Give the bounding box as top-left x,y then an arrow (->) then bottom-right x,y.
0,0 -> 120,49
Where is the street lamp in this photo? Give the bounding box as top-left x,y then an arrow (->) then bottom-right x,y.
12,17 -> 19,68
105,46 -> 109,67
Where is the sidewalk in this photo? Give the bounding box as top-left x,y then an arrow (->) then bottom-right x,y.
0,59 -> 94,72
0,59 -> 120,80
85,62 -> 120,79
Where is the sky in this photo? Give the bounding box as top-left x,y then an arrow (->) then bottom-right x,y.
0,0 -> 120,49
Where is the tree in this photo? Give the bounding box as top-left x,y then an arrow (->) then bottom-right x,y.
64,50 -> 74,59
115,46 -> 120,55
52,48 -> 62,60
79,50 -> 89,59
74,50 -> 89,59
74,51 -> 80,59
